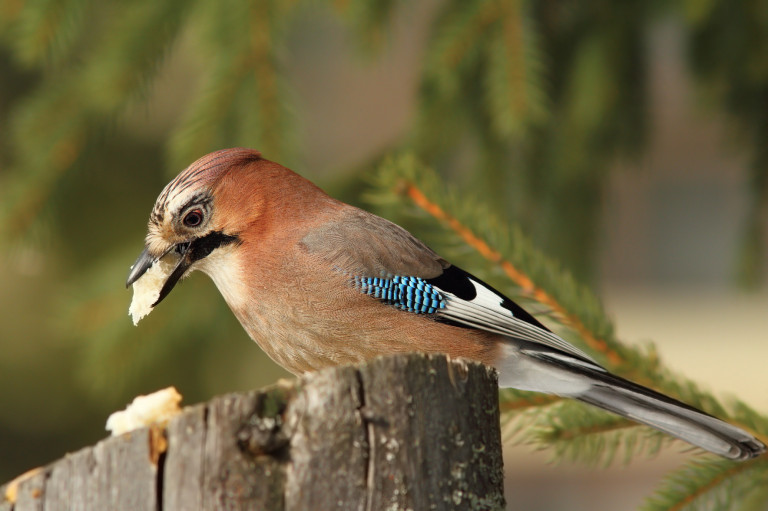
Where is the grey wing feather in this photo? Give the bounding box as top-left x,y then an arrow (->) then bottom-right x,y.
301,207 -> 447,278
436,283 -> 602,368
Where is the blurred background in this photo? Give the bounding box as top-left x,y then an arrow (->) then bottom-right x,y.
0,1 -> 766,509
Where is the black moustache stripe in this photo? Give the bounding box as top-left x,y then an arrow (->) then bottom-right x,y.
190,231 -> 240,262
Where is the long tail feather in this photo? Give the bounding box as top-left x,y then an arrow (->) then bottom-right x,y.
504,349 -> 766,460
574,371 -> 764,461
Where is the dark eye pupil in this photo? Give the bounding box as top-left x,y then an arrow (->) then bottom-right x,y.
184,210 -> 203,227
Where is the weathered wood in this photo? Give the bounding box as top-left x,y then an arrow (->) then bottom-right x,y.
163,404 -> 206,510
359,355 -> 505,510
2,354 -> 505,511
201,390 -> 286,510
10,470 -> 44,511
280,366 -> 369,510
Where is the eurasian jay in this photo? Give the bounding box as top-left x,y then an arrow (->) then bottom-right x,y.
126,147 -> 765,461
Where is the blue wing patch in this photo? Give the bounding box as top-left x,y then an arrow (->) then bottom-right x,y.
353,275 -> 446,314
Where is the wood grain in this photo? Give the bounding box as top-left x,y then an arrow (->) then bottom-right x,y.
1,354 -> 505,511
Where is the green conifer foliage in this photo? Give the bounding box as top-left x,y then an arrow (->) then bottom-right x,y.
369,154 -> 768,510
0,1 -> 766,507
684,0 -> 768,288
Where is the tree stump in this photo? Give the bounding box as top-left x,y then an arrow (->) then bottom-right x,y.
1,353 -> 505,510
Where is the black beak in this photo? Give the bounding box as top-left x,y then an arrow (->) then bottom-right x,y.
154,243 -> 193,307
126,243 -> 193,307
126,231 -> 239,307
126,246 -> 155,288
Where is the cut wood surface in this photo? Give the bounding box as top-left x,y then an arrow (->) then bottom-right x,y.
1,353 -> 505,510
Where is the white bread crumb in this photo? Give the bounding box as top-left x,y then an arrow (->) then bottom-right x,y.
128,256 -> 176,325
106,386 -> 182,436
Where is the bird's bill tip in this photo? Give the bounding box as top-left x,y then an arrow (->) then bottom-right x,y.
126,246 -> 155,288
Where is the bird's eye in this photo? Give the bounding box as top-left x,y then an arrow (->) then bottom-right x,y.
183,209 -> 204,228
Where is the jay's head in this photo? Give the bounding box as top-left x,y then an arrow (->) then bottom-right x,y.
126,147 -> 302,306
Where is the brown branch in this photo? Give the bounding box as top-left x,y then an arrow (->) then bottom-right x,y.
544,418 -> 639,442
443,1 -> 502,68
401,179 -> 768,447
499,393 -> 562,412
404,182 -> 624,366
665,460 -> 760,511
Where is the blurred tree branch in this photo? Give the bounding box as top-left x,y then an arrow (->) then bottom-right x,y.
369,153 -> 768,509
1,0 -> 767,507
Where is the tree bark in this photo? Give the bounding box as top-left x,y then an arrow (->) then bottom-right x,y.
2,353 -> 505,511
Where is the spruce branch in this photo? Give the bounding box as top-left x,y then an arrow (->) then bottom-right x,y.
1,78 -> 88,243
76,0 -> 189,113
498,389 -> 562,413
6,0 -> 91,66
686,0 -> 768,289
1,0 -> 188,244
483,0 -> 548,139
330,0 -> 400,53
530,400 -> 671,467
168,0 -> 295,170
413,0 -> 501,157
499,394 -> 672,467
367,154 -> 768,463
424,0 -> 498,82
415,0 -> 550,159
369,154 -> 628,368
642,458 -> 768,511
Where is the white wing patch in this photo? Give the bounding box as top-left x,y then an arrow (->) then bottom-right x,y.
436,278 -> 605,371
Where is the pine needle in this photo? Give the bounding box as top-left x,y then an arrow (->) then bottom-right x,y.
642,458 -> 768,511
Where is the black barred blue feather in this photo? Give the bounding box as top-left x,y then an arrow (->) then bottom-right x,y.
353,275 -> 446,314
350,265 -> 600,367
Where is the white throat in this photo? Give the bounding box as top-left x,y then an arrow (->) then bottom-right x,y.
194,245 -> 248,311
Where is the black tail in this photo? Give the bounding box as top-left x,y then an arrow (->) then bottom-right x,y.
575,370 -> 765,461
519,349 -> 766,460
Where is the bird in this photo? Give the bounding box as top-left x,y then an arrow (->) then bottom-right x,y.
126,147 -> 765,461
